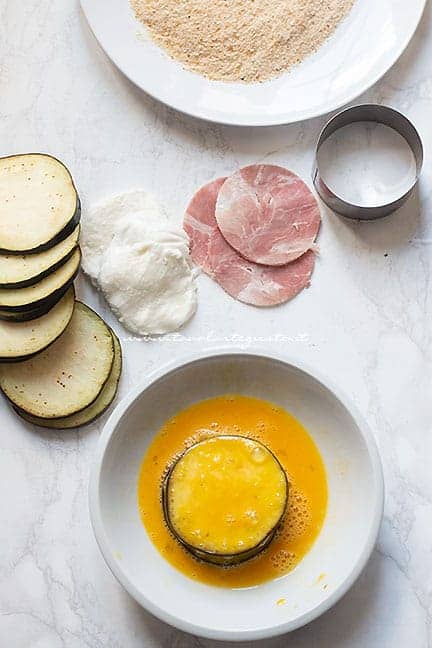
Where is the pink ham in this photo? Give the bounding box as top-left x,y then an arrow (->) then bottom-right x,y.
184,178 -> 315,307
215,164 -> 320,266
184,177 -> 226,274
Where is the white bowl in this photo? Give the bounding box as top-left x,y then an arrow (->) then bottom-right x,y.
89,349 -> 384,641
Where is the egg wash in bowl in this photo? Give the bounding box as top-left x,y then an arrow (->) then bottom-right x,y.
138,395 -> 328,587
90,351 -> 383,639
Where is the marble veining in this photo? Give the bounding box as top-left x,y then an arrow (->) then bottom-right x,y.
0,1 -> 432,646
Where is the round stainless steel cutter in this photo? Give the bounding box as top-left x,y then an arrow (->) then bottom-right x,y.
312,104 -> 423,220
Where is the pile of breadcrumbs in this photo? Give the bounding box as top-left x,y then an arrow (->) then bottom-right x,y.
131,0 -> 354,83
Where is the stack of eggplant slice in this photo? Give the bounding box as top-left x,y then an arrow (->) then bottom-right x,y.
0,154 -> 122,429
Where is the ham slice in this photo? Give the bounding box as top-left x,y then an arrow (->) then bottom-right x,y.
215,164 -> 320,266
184,178 -> 315,307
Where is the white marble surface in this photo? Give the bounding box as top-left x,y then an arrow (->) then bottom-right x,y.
1,1 -> 431,646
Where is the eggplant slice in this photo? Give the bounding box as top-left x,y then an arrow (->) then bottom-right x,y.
0,287 -> 75,362
0,305 -> 53,322
0,154 -> 80,254
162,435 -> 288,566
0,247 -> 80,311
0,301 -> 114,418
14,331 -> 122,429
0,226 -> 80,288
0,290 -> 70,322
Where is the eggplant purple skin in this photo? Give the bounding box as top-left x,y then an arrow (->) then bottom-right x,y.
0,284 -> 72,321
0,251 -> 80,313
161,437 -> 289,567
0,352 -> 41,364
12,386 -> 115,429
0,153 -> 81,256
0,243 -> 79,290
12,402 -> 112,430
0,307 -> 50,322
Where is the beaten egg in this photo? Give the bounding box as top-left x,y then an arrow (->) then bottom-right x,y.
163,435 -> 288,565
137,395 -> 328,588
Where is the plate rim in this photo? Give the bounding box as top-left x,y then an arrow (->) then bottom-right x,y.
80,0 -> 426,126
89,346 -> 384,641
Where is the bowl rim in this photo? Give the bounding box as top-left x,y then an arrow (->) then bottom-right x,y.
89,347 -> 384,641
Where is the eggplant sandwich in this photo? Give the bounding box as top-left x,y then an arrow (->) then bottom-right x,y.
162,435 -> 288,566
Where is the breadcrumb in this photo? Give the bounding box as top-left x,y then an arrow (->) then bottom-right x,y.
131,0 -> 354,83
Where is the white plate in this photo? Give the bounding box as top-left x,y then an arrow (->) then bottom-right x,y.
89,349 -> 384,641
80,0 -> 425,126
